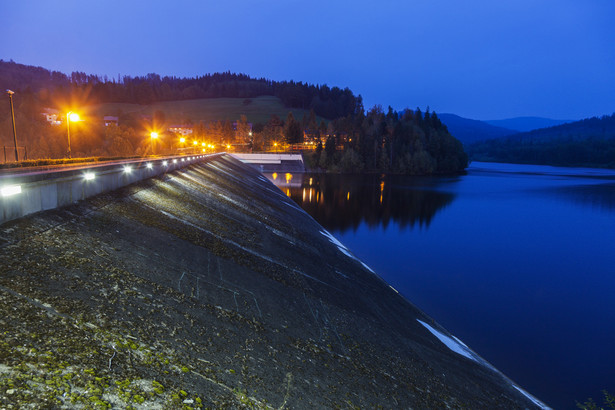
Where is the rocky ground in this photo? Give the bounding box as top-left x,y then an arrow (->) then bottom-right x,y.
0,155 -> 545,409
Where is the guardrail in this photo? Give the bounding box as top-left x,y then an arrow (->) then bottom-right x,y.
0,154 -> 219,225
231,153 -> 304,164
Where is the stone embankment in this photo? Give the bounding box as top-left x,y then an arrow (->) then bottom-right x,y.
0,154 -> 216,225
0,154 -> 548,408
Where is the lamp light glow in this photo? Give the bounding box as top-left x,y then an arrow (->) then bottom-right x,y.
1,185 -> 21,197
84,172 -> 95,181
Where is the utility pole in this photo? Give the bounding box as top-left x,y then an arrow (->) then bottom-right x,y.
6,90 -> 18,162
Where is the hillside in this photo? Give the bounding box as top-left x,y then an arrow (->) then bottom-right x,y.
485,117 -> 573,132
467,113 -> 615,168
89,96 -> 324,126
0,59 -> 360,120
439,113 -> 516,145
0,60 -> 468,175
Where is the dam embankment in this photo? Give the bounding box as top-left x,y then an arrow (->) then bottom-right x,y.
0,154 -> 217,225
0,154 -> 547,408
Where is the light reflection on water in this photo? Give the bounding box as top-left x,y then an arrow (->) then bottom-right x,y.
265,172 -> 458,232
268,163 -> 615,409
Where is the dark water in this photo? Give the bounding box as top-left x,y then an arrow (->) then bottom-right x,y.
267,162 -> 615,409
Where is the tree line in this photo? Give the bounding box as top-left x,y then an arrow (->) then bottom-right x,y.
306,106 -> 468,175
0,60 -> 360,120
467,113 -> 615,168
0,59 -> 468,174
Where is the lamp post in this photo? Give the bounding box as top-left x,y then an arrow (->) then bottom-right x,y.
66,111 -> 80,159
150,132 -> 158,155
6,90 -> 18,162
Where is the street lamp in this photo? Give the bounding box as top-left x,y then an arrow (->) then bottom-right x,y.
6,90 -> 18,162
66,111 -> 80,159
150,132 -> 159,155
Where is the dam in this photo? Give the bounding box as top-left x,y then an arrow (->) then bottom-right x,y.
0,154 -> 547,408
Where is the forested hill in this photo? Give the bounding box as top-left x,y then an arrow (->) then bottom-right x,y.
467,113 -> 615,168
0,60 -> 468,175
438,113 -> 516,145
0,60 -> 361,119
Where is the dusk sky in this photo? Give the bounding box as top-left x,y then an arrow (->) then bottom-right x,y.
2,0 -> 614,121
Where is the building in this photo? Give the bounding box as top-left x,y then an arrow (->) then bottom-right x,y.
104,116 -> 119,126
41,108 -> 62,126
168,125 -> 194,136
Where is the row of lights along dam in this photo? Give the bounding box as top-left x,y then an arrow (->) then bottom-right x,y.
1,155 -> 208,199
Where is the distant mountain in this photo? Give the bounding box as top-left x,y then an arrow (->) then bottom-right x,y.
467,113 -> 615,168
485,117 -> 573,132
438,113 -> 517,145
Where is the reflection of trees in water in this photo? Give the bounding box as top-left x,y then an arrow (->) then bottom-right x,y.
547,183 -> 615,213
285,174 -> 457,233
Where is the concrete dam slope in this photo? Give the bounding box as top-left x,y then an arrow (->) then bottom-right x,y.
0,154 -> 546,408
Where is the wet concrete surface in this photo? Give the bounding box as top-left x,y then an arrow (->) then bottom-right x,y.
0,154 -> 546,408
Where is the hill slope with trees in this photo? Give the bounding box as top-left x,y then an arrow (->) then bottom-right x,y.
467,114 -> 615,168
438,113 -> 516,145
0,59 -> 467,174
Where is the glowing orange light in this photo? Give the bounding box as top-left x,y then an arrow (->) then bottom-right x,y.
272,172 -> 278,181
180,137 -> 186,143
68,112 -> 80,122
285,173 -> 292,184
150,132 -> 158,139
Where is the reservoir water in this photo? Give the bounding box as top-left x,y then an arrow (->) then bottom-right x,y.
268,162 -> 615,409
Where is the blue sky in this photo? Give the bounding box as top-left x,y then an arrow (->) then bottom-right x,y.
2,0 -> 614,120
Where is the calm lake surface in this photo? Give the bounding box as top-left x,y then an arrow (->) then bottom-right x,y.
268,162 -> 615,409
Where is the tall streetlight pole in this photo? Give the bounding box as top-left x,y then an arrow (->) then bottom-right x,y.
150,132 -> 158,155
6,90 -> 18,162
66,111 -> 80,159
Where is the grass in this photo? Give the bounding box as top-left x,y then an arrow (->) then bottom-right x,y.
0,156 -> 141,169
89,96 -> 325,125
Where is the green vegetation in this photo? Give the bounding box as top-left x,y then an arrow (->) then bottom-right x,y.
0,60 -> 359,119
0,155 -> 140,169
89,96 -> 322,127
0,59 -> 468,175
577,390 -> 615,409
467,113 -> 615,168
306,106 -> 468,175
